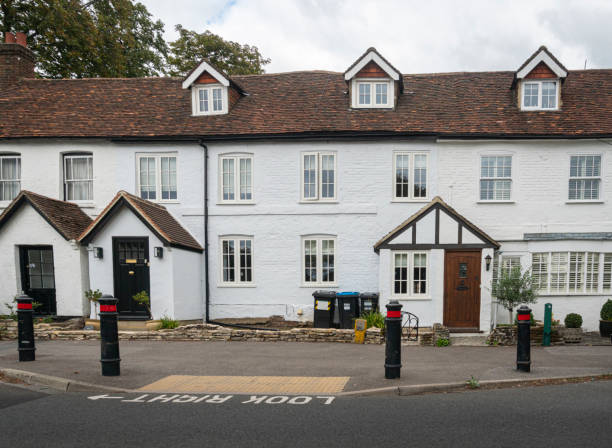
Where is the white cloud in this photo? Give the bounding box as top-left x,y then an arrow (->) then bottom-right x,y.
139,0 -> 612,73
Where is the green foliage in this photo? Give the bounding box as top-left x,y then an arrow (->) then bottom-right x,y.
132,290 -> 150,315
38,317 -> 54,323
514,311 -> 536,327
466,376 -> 480,389
85,289 -> 103,303
436,338 -> 450,347
564,313 -> 583,329
0,0 -> 167,78
3,302 -> 17,321
159,315 -> 179,329
361,310 -> 385,330
600,299 -> 612,321
492,266 -> 539,323
166,25 -> 270,76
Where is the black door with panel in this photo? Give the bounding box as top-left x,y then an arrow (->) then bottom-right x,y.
112,238 -> 151,318
19,246 -> 57,315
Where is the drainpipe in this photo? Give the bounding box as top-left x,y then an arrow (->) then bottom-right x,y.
198,140 -> 211,323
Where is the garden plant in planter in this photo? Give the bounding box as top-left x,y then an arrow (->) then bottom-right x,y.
563,313 -> 583,344
600,299 -> 612,338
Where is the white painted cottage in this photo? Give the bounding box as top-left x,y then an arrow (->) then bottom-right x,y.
1,34 -> 611,330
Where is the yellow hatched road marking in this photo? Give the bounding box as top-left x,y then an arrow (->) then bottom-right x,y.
138,375 -> 350,395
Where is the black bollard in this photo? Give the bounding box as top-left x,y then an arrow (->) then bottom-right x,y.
385,300 -> 403,379
16,295 -> 35,362
516,305 -> 531,372
99,294 -> 120,376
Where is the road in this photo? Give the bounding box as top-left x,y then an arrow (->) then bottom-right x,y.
1,381 -> 611,447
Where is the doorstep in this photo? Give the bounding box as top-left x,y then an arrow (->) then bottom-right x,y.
450,333 -> 489,346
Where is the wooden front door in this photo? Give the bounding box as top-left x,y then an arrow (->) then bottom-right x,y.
19,246 -> 57,315
112,237 -> 150,318
443,250 -> 481,330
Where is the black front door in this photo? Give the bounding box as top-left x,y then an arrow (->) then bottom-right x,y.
19,246 -> 57,315
113,237 -> 151,318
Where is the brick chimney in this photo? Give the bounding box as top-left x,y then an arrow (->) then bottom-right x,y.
0,32 -> 35,85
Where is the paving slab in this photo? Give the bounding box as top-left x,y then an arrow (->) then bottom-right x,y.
0,340 -> 610,393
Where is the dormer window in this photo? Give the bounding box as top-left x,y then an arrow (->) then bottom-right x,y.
355,80 -> 393,108
194,84 -> 227,115
182,59 -> 245,116
515,46 -> 567,112
521,80 -> 558,110
344,47 -> 403,110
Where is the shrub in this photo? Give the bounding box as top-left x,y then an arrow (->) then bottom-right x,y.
85,289 -> 103,303
160,315 -> 179,329
601,300 -> 612,321
436,338 -> 450,347
132,290 -> 151,316
564,313 -> 583,329
362,310 -> 385,330
514,311 -> 536,326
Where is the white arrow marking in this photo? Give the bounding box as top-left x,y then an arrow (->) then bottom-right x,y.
87,394 -> 125,401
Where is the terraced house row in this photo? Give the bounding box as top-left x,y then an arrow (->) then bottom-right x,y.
0,32 -> 610,331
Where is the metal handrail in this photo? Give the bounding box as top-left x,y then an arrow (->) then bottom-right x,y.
401,311 -> 419,341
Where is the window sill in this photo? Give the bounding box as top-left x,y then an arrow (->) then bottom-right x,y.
216,201 -> 256,206
477,200 -> 515,204
300,284 -> 338,289
299,201 -> 339,204
217,283 -> 256,288
565,200 -> 604,204
536,292 -> 610,297
391,199 -> 430,203
393,296 -> 431,301
70,201 -> 96,209
149,200 -> 180,205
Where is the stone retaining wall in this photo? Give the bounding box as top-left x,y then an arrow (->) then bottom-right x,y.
486,325 -> 564,346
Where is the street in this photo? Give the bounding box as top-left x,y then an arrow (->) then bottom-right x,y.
1,380 -> 611,447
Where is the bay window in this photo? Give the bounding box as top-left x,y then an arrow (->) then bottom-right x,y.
532,251 -> 612,294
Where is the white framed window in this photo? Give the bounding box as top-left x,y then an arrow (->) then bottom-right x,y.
352,79 -> 393,108
0,155 -> 21,201
491,255 -> 522,296
521,80 -> 558,110
63,154 -> 93,202
480,155 -> 512,201
393,152 -> 428,200
532,251 -> 610,295
302,236 -> 336,286
569,155 -> 601,201
220,236 -> 253,285
136,153 -> 177,202
192,84 -> 228,115
219,154 -> 253,203
301,152 -> 336,202
393,251 -> 428,297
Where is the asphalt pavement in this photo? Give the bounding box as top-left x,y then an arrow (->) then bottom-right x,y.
1,379 -> 611,447
0,340 -> 611,392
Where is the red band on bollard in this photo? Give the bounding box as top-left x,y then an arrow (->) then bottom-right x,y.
517,314 -> 530,321
17,303 -> 32,310
100,305 -> 117,312
387,310 -> 401,318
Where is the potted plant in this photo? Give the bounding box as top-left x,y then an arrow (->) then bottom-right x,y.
600,299 -> 612,337
563,313 -> 583,343
84,289 -> 103,329
492,266 -> 538,326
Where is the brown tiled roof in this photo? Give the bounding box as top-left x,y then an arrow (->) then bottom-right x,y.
0,190 -> 92,240
2,68 -> 612,139
79,191 -> 203,252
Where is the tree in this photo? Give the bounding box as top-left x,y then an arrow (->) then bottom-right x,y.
492,266 -> 538,325
0,0 -> 167,78
166,25 -> 270,76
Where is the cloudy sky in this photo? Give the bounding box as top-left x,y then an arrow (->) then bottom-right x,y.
140,0 -> 612,74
